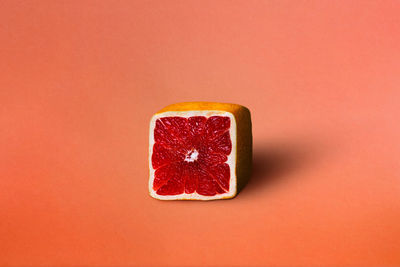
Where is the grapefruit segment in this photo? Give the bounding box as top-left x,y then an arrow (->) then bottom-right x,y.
151,143 -> 185,169
196,170 -> 223,196
207,163 -> 230,191
205,116 -> 230,140
182,163 -> 197,194
160,117 -> 190,145
198,151 -> 227,165
149,102 -> 252,200
208,131 -> 232,154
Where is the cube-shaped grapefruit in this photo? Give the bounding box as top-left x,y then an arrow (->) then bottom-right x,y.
149,102 -> 252,200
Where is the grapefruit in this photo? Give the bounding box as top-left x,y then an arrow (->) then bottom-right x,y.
149,102 -> 252,200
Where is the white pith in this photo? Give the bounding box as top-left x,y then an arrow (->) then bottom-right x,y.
184,149 -> 199,162
148,110 -> 237,200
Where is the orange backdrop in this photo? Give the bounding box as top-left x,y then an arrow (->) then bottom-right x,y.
1,1 -> 400,266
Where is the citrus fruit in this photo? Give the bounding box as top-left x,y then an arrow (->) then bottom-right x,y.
149,102 -> 252,200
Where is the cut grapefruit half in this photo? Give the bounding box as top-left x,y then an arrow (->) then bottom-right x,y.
149,102 -> 252,200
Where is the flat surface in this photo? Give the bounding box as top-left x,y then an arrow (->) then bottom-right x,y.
1,1 -> 400,266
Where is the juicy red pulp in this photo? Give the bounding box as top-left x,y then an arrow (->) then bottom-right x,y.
152,116 -> 232,196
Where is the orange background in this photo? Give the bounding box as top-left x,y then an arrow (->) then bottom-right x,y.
1,1 -> 400,266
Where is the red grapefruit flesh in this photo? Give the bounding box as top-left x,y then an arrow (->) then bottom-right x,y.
151,116 -> 232,196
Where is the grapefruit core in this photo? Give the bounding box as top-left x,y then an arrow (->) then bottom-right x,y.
149,102 -> 252,200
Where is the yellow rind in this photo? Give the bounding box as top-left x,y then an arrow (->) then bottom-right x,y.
151,102 -> 252,200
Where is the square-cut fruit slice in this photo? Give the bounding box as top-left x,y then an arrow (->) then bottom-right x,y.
149,102 -> 252,200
